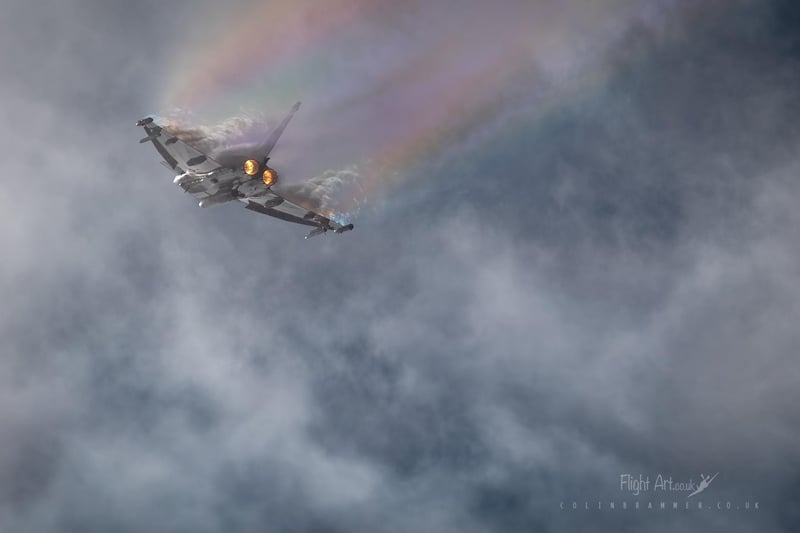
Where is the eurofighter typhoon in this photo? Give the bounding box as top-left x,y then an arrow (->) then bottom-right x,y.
136,102 -> 354,239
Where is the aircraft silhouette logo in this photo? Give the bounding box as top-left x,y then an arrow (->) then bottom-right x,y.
688,473 -> 719,498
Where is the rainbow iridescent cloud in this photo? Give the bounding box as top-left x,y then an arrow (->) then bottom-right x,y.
157,0 -> 684,218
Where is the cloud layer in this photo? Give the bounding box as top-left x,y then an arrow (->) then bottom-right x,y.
0,0 -> 799,531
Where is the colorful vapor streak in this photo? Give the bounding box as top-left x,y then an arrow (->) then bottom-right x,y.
157,0 -> 689,218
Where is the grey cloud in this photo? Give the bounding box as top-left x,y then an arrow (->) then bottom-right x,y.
1,0 -> 799,532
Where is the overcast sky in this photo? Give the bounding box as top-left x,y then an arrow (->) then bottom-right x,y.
1,0 -> 799,531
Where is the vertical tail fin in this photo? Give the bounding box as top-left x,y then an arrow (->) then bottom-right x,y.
259,101 -> 301,162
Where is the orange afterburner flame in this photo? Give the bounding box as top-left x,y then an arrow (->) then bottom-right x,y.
243,159 -> 260,176
262,167 -> 278,187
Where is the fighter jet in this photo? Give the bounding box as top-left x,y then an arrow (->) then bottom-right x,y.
136,102 -> 354,239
